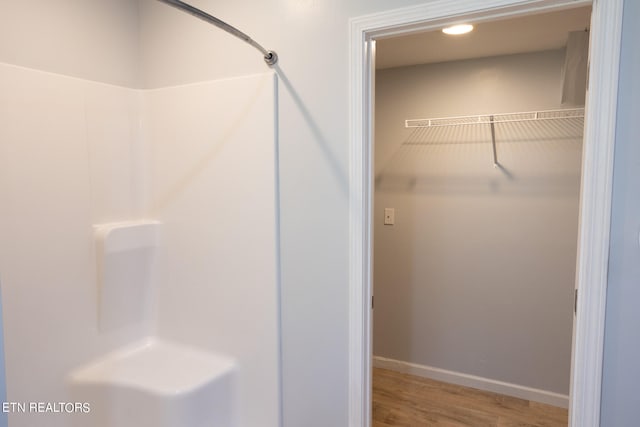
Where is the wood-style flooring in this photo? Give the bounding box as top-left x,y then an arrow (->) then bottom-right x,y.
373,368 -> 568,427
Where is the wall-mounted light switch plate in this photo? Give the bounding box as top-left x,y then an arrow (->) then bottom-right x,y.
384,208 -> 395,225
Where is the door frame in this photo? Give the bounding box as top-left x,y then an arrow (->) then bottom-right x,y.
348,0 -> 624,426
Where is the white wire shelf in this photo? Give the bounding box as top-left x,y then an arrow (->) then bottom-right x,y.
405,108 -> 585,128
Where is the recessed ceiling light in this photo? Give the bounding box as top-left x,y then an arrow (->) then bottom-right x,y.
442,24 -> 474,35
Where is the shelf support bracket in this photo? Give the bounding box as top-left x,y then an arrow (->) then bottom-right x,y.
489,115 -> 498,168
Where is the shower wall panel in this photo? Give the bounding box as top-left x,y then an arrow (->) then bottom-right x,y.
145,72 -> 280,427
0,64 -> 280,427
0,63 -> 147,427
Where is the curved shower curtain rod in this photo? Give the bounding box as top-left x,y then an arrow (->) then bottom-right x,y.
155,0 -> 278,66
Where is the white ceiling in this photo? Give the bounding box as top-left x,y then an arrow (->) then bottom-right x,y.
376,6 -> 592,69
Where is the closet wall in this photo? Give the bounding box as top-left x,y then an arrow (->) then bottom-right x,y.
374,49 -> 582,397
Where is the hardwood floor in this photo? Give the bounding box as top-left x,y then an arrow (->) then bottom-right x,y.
372,368 -> 568,427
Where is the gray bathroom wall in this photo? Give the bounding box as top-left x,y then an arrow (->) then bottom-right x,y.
600,0 -> 640,424
0,0 -> 141,88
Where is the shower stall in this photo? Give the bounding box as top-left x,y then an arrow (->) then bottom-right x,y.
0,1 -> 281,426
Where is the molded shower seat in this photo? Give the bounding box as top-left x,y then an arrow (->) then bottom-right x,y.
68,338 -> 237,427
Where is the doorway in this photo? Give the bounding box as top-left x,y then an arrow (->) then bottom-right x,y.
372,6 -> 589,425
348,1 -> 624,426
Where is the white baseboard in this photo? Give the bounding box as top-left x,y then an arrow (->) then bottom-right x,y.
373,356 -> 569,409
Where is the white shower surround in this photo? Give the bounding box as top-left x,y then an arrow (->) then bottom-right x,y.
0,63 -> 279,427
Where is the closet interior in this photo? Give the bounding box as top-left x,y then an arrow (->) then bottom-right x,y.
372,5 -> 591,426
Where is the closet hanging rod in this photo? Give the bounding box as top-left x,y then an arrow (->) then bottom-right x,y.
155,0 -> 278,66
405,108 -> 584,128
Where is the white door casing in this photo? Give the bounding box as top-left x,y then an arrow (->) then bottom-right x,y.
348,1 -> 623,426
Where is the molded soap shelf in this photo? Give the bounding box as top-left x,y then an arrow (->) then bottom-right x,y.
94,220 -> 160,332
